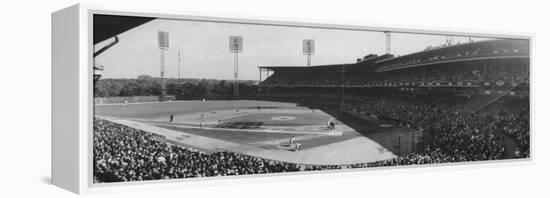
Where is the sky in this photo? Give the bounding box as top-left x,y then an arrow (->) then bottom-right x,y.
94,18 -> 490,80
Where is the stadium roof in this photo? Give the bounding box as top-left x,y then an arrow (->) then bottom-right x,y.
260,39 -> 529,73
375,39 -> 529,72
259,59 -> 377,72
381,39 -> 527,62
93,14 -> 155,44
259,64 -> 350,71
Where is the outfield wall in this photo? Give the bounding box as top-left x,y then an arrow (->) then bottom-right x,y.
94,96 -> 160,104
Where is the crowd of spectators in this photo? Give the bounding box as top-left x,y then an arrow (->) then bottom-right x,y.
480,98 -> 530,156
485,64 -> 529,83
343,95 -> 530,164
261,71 -> 342,87
261,64 -> 528,88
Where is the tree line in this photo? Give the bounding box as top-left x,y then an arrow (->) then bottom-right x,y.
94,75 -> 259,100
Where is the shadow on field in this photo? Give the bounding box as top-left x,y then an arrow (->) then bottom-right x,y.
216,122 -> 264,129
300,103 -> 416,156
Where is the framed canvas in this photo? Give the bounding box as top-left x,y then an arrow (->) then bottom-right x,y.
52,4 -> 533,194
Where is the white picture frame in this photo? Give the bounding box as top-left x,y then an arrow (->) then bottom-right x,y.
52,3 -> 534,194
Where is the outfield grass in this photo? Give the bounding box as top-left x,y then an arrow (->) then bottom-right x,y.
95,100 -> 303,118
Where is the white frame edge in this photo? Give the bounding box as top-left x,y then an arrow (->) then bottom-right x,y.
52,4 -> 81,194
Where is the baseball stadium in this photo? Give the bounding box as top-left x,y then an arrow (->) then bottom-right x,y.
92,14 -> 530,183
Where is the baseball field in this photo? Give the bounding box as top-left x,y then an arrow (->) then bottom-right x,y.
95,100 -> 417,165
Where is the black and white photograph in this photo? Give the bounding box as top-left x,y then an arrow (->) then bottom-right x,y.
92,14 -> 530,184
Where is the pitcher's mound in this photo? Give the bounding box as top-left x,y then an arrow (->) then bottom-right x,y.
271,116 -> 296,121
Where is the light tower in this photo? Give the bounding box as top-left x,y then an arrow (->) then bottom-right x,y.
229,36 -> 243,99
384,31 -> 391,54
178,48 -> 181,82
158,31 -> 169,101
446,35 -> 454,45
177,48 -> 182,98
303,39 -> 315,66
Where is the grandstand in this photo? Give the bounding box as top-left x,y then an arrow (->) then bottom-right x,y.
257,38 -> 530,163
259,39 -> 529,88
258,39 -> 529,108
